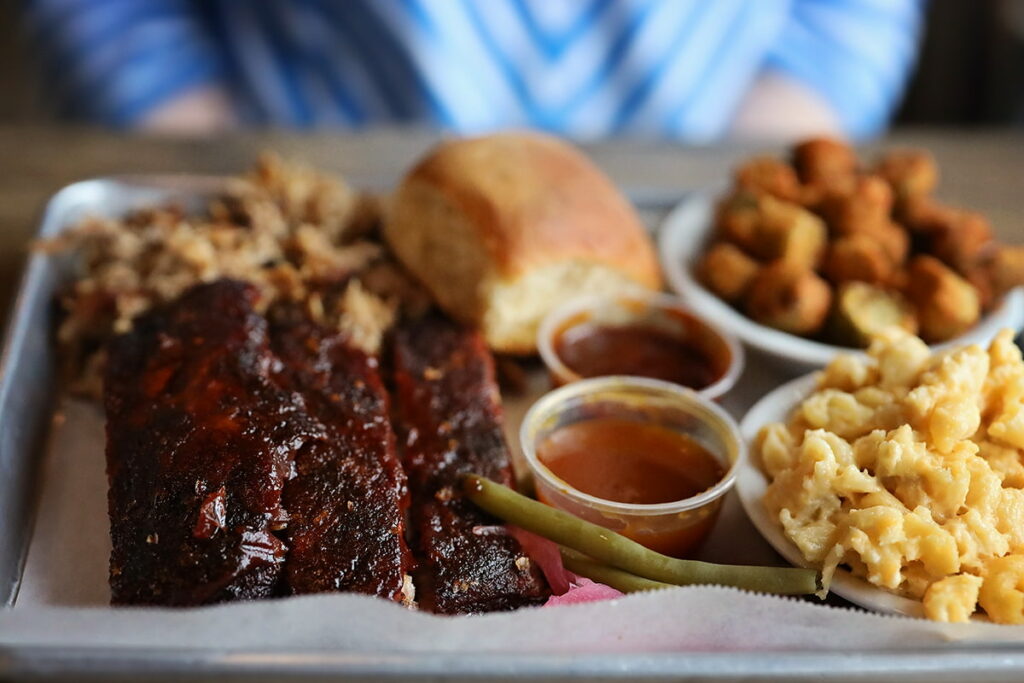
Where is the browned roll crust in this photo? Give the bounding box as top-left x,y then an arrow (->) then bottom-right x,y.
384,132 -> 662,354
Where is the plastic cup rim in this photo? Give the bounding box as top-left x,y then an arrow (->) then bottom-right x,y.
519,374 -> 747,516
535,292 -> 745,400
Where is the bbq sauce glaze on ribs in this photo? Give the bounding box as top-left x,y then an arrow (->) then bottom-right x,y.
392,313 -> 550,613
104,280 -> 325,605
268,308 -> 412,602
105,279 -> 546,611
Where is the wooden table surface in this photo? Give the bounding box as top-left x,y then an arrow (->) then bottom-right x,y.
1,125 -> 1022,335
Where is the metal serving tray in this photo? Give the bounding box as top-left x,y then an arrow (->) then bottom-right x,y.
3,177 -> 1024,681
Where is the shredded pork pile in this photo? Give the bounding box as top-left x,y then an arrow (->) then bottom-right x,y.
40,154 -> 426,396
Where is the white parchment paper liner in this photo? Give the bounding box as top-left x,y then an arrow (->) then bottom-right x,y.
5,359 -> 1024,654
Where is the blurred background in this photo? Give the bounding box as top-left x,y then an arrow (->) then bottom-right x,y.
2,0 -> 1023,322
896,0 -> 1024,127
2,0 -> 1023,136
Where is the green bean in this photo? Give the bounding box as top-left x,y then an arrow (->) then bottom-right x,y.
462,474 -> 820,596
559,548 -> 675,593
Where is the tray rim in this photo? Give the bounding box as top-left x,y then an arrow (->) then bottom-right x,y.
3,175 -> 1024,680
7,644 -> 1024,681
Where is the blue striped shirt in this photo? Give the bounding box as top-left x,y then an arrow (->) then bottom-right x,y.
22,0 -> 924,140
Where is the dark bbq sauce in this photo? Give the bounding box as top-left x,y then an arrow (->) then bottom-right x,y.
553,321 -> 720,389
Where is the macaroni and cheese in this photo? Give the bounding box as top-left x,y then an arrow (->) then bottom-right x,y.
759,328 -> 1024,623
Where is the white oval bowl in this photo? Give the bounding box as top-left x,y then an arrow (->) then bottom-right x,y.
659,193 -> 1024,374
736,372 -> 925,618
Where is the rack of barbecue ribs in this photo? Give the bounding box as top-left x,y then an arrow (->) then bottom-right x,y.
104,281 -> 547,611
104,281 -> 326,605
268,307 -> 412,602
391,313 -> 550,613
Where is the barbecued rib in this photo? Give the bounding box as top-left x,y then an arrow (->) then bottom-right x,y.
391,313 -> 549,614
268,308 -> 413,601
104,280 -> 324,605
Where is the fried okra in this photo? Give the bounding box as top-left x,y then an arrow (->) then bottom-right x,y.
699,243 -> 760,303
714,191 -> 761,253
875,149 -> 938,202
715,193 -> 826,268
823,235 -> 895,286
964,266 -> 996,312
905,255 -> 981,342
745,261 -> 832,336
734,157 -> 801,203
820,175 -> 895,237
984,245 -> 1024,298
753,196 -> 828,268
900,196 -> 946,233
704,139 -> 1013,345
829,282 -> 917,347
793,138 -> 857,189
874,221 -> 911,266
932,211 -> 994,273
968,242 -> 1024,312
902,200 -> 994,272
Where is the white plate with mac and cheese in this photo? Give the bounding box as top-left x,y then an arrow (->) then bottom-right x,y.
738,329 -> 1024,624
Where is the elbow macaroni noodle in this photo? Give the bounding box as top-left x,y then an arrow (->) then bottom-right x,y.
759,328 -> 1024,623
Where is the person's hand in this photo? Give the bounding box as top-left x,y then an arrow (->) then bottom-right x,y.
137,86 -> 237,135
730,70 -> 843,142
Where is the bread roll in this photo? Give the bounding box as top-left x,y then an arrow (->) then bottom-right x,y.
384,132 -> 662,353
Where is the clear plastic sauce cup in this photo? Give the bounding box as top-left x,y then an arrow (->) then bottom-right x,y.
537,293 -> 744,401
520,376 -> 745,558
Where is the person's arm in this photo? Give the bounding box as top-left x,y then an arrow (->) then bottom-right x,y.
21,0 -> 236,131
731,0 -> 926,140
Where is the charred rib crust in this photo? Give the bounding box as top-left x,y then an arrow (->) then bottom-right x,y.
105,282 -> 540,610
269,309 -> 412,600
104,280 -> 323,605
392,314 -> 549,613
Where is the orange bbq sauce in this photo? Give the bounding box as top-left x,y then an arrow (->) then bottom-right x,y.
536,417 -> 726,557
